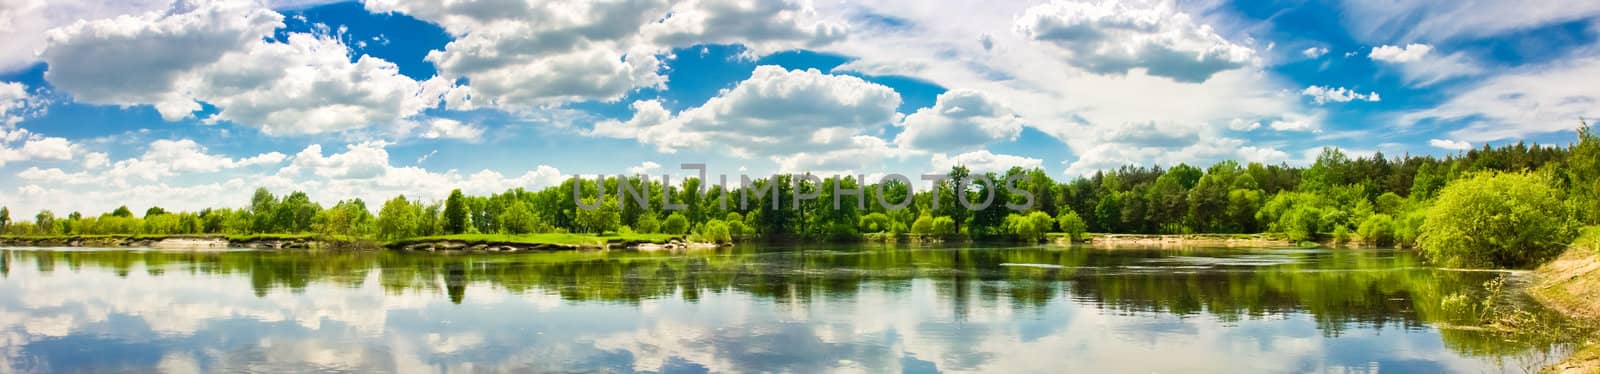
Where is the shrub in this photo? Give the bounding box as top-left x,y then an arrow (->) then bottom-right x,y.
859,213 -> 893,233
700,219 -> 732,243
1418,172 -> 1579,268
1357,214 -> 1396,246
931,216 -> 957,237
911,215 -> 934,237
1056,210 -> 1087,241
1004,212 -> 1050,242
663,213 -> 690,235
635,214 -> 660,234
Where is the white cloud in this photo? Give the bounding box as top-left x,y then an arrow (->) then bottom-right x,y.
642,0 -> 847,55
1429,139 -> 1472,151
1403,56 -> 1600,142
1014,0 -> 1258,83
0,81 -> 47,127
1368,44 -> 1431,63
1338,0 -> 1600,43
1301,47 -> 1328,59
284,141 -> 392,180
367,0 -> 846,112
1368,44 -> 1480,86
595,66 -> 902,167
0,0 -> 171,73
626,161 -> 661,175
40,1 -> 447,136
81,152 -> 109,169
415,118 -> 484,141
19,136 -> 73,160
931,150 -> 1042,174
103,139 -> 286,184
894,89 -> 1022,151
41,0 -> 282,112
1300,85 -> 1380,104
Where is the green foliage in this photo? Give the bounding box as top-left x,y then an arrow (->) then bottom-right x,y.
376,196 -> 420,240
910,214 -> 934,237
662,212 -> 689,235
444,189 -> 469,234
858,212 -> 892,233
1003,211 -> 1054,242
634,213 -> 660,234
1418,172 -> 1579,268
575,199 -> 621,234
499,201 -> 540,234
1356,214 -> 1396,246
931,216 -> 957,237
1056,210 -> 1087,241
700,219 -> 732,243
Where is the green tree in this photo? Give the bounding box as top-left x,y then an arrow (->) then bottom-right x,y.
1419,172 -> 1579,268
0,206 -> 9,232
1357,214 -> 1396,246
663,212 -> 689,235
376,195 -> 419,240
1056,209 -> 1087,242
700,219 -> 732,243
144,207 -> 168,217
444,189 -> 469,234
111,205 -> 135,218
501,201 -> 539,234
575,199 -> 621,234
634,213 -> 660,234
35,210 -> 56,235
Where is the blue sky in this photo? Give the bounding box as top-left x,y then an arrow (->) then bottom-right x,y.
0,0 -> 1597,214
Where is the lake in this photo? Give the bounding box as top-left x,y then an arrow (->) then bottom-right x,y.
0,244 -> 1585,373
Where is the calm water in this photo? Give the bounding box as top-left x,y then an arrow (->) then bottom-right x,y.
0,244 -> 1584,373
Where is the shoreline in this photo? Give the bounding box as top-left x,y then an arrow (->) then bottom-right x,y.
1530,245 -> 1600,373
0,234 -> 368,250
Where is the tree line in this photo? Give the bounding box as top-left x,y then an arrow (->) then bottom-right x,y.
2,124 -> 1596,266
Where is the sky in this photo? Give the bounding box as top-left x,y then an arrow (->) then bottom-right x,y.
0,0 -> 1597,215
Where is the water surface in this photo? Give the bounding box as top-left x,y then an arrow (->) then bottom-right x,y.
0,245 -> 1581,373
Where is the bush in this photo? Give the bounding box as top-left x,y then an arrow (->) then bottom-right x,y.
859,213 -> 893,233
700,219 -> 732,243
1418,172 -> 1579,268
663,213 -> 690,235
931,216 -> 957,237
1056,210 -> 1087,241
911,215 -> 934,237
1356,214 -> 1396,246
635,214 -> 660,234
1004,212 -> 1051,242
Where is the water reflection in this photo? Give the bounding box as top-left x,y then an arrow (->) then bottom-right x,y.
0,245 -> 1581,373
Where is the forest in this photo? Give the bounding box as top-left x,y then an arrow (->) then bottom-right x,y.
2,124 -> 1597,268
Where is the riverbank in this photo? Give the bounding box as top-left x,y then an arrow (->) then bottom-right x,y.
385,233 -> 694,252
1072,233 -> 1297,247
0,234 -> 372,250
1532,229 -> 1600,373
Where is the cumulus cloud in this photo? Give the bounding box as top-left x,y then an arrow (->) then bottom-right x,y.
415,118 -> 484,141
40,1 -> 449,136
102,139 -> 286,184
0,81 -> 48,127
1014,0 -> 1257,82
894,89 -> 1023,151
626,161 -> 661,175
0,0 -> 171,72
1429,139 -> 1471,151
367,0 -> 846,111
1300,85 -> 1380,104
1368,43 -> 1480,86
931,150 -> 1042,174
1301,47 -> 1328,59
1402,56 -> 1600,141
594,66 -> 902,167
0,127 -> 79,167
